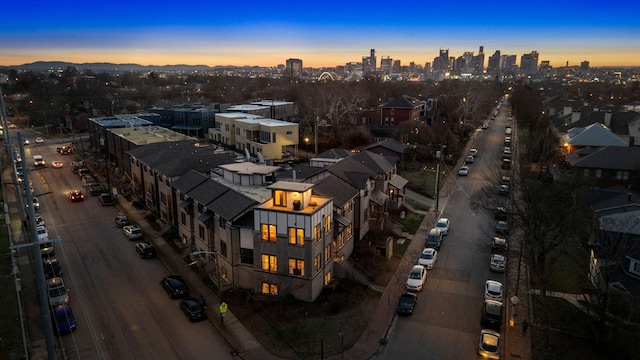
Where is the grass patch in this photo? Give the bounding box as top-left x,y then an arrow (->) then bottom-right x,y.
544,242 -> 591,293
399,212 -> 425,234
405,197 -> 429,212
224,279 -> 380,359
400,169 -> 440,198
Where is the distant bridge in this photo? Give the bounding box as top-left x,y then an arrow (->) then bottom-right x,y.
317,72 -> 339,81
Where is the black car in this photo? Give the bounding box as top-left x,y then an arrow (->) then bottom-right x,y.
494,207 -> 508,221
396,292 -> 417,316
136,242 -> 156,258
161,276 -> 189,299
495,221 -> 509,235
115,215 -> 131,227
99,193 -> 117,206
43,258 -> 62,279
179,297 -> 207,322
481,300 -> 503,330
89,184 -> 105,196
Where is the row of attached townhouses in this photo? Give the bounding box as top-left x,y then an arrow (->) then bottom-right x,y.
128,141 -> 407,302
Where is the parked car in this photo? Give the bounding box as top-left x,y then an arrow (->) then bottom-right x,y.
35,215 -> 45,227
435,218 -> 450,235
179,297 -> 207,322
135,242 -> 156,258
396,292 -> 418,316
161,276 -> 189,299
68,190 -> 85,202
458,165 -> 469,176
418,248 -> 437,269
89,184 -> 105,196
99,193 -> 117,206
501,159 -> 511,170
425,228 -> 442,250
494,206 -> 507,221
490,254 -> 506,272
123,225 -> 143,240
43,258 -> 62,279
484,280 -> 504,302
52,304 -> 77,335
115,215 -> 131,227
405,265 -> 428,292
47,277 -> 69,306
495,221 -> 509,235
478,329 -> 501,359
499,184 -> 509,196
36,225 -> 49,241
481,300 -> 503,331
491,237 -> 508,253
468,148 -> 478,157
465,155 -> 474,164
40,239 -> 55,257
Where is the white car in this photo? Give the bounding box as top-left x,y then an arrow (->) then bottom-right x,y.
405,265 -> 427,292
490,254 -> 506,272
435,218 -> 450,235
418,248 -> 437,269
123,225 -> 143,240
35,137 -> 44,143
35,216 -> 45,227
469,148 -> 478,157
36,225 -> 49,241
458,166 -> 469,176
484,280 -> 504,302
47,277 -> 69,306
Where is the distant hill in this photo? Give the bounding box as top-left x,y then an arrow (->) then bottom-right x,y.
0,61 -> 260,73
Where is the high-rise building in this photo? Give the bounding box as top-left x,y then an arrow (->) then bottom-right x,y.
500,55 -> 517,75
475,46 -> 485,74
380,56 -> 392,75
363,49 -> 376,74
392,60 -> 401,73
285,58 -> 303,78
487,50 -> 501,75
520,51 -> 539,76
581,60 -> 590,72
433,49 -> 449,71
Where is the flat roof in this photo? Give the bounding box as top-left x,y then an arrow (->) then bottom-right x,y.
267,181 -> 314,192
215,112 -> 264,120
219,162 -> 281,175
235,118 -> 295,127
111,126 -> 196,145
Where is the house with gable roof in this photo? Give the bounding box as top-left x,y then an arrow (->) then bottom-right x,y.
587,187 -> 640,296
562,122 -> 628,155
567,146 -> 640,189
127,141 -> 237,222
379,95 -> 423,127
172,170 -> 258,294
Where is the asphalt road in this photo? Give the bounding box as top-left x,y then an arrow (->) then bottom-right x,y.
11,131 -> 235,360
376,104 -> 511,359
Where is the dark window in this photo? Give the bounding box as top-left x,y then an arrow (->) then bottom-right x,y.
240,248 -> 254,264
220,240 -> 228,258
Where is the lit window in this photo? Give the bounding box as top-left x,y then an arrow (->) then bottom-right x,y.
347,224 -> 353,238
314,224 -> 321,241
288,258 -> 304,276
314,254 -> 321,273
261,282 -> 278,295
261,224 -> 276,241
325,243 -> 332,262
324,271 -> 332,286
288,228 -> 304,245
261,254 -> 277,272
274,190 -> 286,207
324,215 -> 332,233
338,231 -> 345,248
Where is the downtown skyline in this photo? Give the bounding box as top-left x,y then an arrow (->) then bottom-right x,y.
1,1 -> 639,69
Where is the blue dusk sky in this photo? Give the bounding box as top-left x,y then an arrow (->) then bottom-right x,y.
1,1 -> 639,68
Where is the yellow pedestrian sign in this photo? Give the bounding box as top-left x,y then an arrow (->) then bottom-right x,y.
219,302 -> 228,313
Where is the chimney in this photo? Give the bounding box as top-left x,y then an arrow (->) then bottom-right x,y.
604,110 -> 612,128
571,110 -> 581,124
